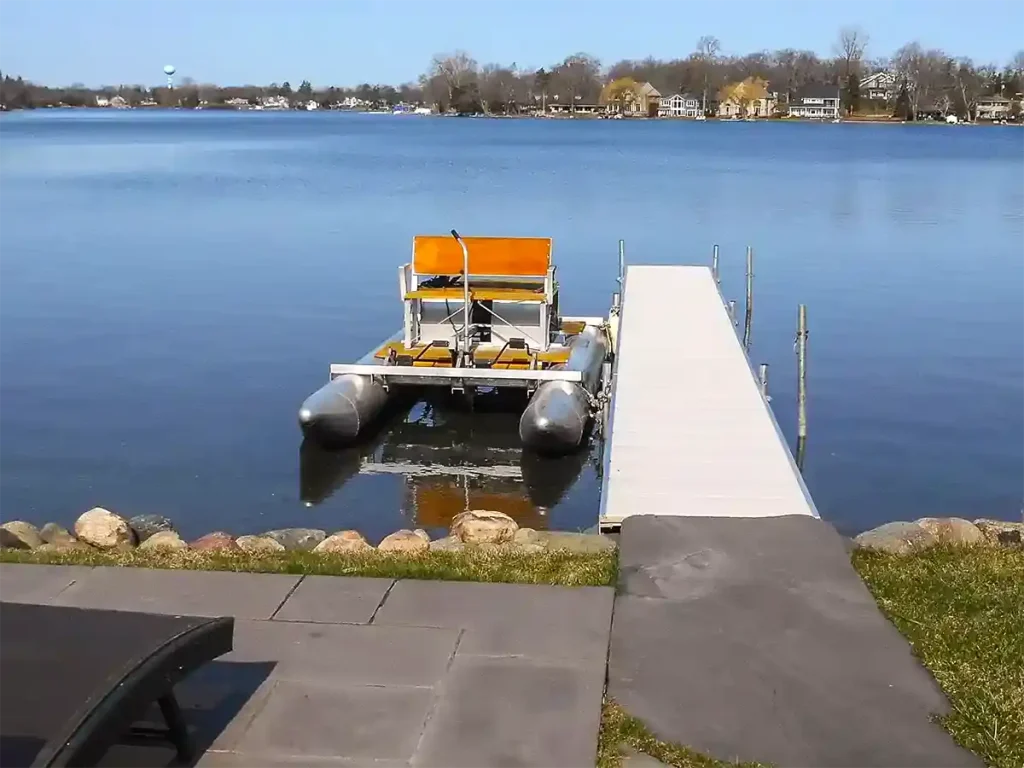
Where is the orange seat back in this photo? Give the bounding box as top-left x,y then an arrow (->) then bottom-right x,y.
413,236 -> 551,277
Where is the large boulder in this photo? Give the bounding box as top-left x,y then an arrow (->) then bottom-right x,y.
39,523 -> 77,546
128,514 -> 176,543
853,521 -> 937,554
263,528 -> 327,552
378,529 -> 430,554
1,529 -> 25,549
512,528 -> 547,553
74,508 -> 136,549
190,532 -> 239,552
428,536 -> 465,552
973,519 -> 1024,547
0,521 -> 44,549
313,530 -> 372,554
914,517 -> 985,545
139,531 -> 189,552
450,510 -> 518,545
236,535 -> 286,554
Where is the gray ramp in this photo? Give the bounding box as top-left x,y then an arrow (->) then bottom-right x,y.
608,515 -> 979,768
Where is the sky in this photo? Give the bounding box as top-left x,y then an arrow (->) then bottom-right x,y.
1,0 -> 1022,88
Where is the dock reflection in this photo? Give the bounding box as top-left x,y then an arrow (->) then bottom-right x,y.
299,396 -> 587,530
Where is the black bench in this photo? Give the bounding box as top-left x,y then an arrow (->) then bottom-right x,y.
1,602 -> 234,767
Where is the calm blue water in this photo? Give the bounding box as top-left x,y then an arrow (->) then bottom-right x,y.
1,110 -> 1022,540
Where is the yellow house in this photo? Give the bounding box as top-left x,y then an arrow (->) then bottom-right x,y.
717,78 -> 778,118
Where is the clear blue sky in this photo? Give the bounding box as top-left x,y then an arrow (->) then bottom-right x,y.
1,0 -> 1022,88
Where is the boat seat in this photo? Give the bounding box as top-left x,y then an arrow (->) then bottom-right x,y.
413,235 -> 551,278
0,602 -> 233,767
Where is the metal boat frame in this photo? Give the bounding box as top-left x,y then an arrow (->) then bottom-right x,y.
326,231 -> 609,395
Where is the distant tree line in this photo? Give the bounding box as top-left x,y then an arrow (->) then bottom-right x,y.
3,29 -> 1023,121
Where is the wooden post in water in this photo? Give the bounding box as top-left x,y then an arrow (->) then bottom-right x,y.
758,363 -> 769,400
728,300 -> 737,326
743,246 -> 753,352
712,244 -> 720,285
796,304 -> 808,471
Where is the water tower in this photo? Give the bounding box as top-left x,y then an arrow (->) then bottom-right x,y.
163,64 -> 176,89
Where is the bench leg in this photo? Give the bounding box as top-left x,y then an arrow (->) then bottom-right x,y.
158,692 -> 194,763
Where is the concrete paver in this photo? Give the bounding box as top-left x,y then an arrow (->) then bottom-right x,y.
373,579 -> 614,663
230,680 -> 434,760
413,654 -> 604,768
226,619 -> 461,687
0,564 -> 93,603
51,566 -> 301,619
608,515 -> 981,768
271,575 -> 393,624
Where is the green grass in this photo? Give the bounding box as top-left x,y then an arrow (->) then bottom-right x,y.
852,544 -> 1024,768
597,699 -> 769,768
0,545 -> 617,587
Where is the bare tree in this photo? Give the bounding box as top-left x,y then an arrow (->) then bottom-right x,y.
694,35 -> 721,114
954,57 -> 983,121
893,42 -> 925,119
550,53 -> 601,110
426,51 -> 478,106
835,26 -> 869,77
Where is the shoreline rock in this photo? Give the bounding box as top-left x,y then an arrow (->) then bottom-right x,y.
263,528 -> 326,552
74,508 -> 136,549
0,521 -> 45,549
314,530 -> 372,554
855,516 -> 1022,554
7,506 -> 621,559
128,514 -> 176,543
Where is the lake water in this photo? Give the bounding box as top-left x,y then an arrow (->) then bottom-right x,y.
1,110 -> 1022,540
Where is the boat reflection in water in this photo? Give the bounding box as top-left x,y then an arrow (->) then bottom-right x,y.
299,394 -> 589,531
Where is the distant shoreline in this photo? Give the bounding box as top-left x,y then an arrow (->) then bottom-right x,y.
2,105 -> 1020,127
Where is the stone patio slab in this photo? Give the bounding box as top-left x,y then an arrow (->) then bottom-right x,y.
0,564 -> 92,604
272,575 -> 393,624
51,567 -> 302,619
225,619 -> 460,687
230,680 -> 433,761
372,580 -> 614,663
412,654 -> 603,768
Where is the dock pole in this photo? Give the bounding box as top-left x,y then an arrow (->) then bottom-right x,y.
451,229 -> 471,353
618,239 -> 626,289
796,304 -> 808,471
712,244 -> 720,285
758,363 -> 769,400
743,246 -> 753,352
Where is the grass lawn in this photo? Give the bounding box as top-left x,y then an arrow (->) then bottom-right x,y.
0,546 -> 618,587
853,544 -> 1024,768
597,699 -> 767,768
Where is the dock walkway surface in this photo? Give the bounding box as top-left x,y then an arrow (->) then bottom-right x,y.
601,265 -> 817,526
0,564 -> 612,768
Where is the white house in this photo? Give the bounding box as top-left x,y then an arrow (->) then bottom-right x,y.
859,71 -> 897,102
788,85 -> 841,119
658,93 -> 701,117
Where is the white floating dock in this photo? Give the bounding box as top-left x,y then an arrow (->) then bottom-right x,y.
600,265 -> 819,526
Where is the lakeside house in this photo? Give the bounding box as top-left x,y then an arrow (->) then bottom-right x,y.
788,85 -> 841,119
658,93 -> 701,117
715,79 -> 780,119
975,94 -> 1014,121
859,71 -> 898,102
